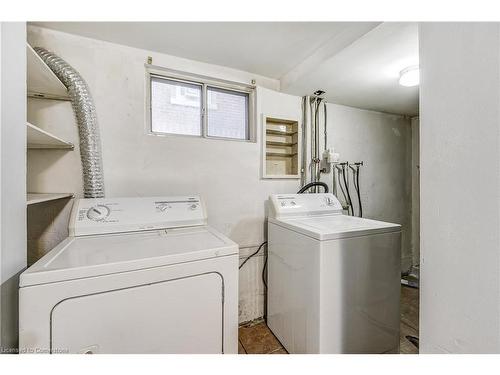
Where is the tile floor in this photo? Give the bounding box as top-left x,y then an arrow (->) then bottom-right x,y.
238,285 -> 419,354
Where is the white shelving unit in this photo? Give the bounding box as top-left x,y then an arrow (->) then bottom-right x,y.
26,42 -> 74,208
27,193 -> 74,205
27,43 -> 70,101
27,122 -> 74,149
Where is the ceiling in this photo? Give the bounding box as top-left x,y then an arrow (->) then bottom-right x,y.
32,22 -> 419,116
282,22 -> 419,116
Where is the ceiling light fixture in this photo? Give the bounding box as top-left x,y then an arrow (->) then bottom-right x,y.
399,65 -> 419,87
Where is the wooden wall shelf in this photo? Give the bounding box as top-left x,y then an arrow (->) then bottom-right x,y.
262,115 -> 301,179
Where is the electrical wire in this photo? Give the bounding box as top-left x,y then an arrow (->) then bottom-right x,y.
262,244 -> 269,321
239,241 -> 267,270
239,241 -> 268,320
262,248 -> 268,289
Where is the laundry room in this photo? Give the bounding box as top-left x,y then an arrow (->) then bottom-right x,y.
18,21 -> 418,354
4,6 -> 500,366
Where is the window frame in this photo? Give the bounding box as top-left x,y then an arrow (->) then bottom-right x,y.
145,65 -> 256,142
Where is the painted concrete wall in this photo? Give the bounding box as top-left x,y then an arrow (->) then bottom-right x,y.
27,26 -> 301,323
27,25 -> 413,323
320,104 -> 412,271
420,22 -> 500,353
0,22 -> 26,352
411,117 -> 419,267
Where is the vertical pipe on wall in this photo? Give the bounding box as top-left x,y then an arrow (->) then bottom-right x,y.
300,96 -> 309,187
323,102 -> 328,152
310,97 -> 316,189
301,95 -> 328,193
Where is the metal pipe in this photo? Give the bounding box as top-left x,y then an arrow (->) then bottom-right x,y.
310,97 -> 317,188
314,99 -> 322,184
323,101 -> 327,151
34,47 -> 105,198
301,96 -> 309,187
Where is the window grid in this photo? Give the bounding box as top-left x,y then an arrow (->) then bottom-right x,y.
148,71 -> 255,142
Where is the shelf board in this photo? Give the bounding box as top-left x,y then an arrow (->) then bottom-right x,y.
266,141 -> 297,147
266,129 -> 297,136
27,193 -> 74,205
27,122 -> 74,150
266,152 -> 298,158
27,43 -> 70,101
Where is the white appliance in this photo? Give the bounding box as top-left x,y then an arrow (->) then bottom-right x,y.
19,196 -> 238,354
267,193 -> 401,354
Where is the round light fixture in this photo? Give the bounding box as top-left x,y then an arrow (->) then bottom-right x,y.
399,65 -> 419,87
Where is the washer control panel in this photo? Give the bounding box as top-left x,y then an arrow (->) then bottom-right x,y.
86,204 -> 111,221
270,193 -> 343,219
70,196 -> 207,236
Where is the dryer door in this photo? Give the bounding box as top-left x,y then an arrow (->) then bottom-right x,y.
51,272 -> 223,354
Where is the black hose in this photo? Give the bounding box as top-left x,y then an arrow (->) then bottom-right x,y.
341,165 -> 354,216
239,241 -> 269,320
262,249 -> 268,289
239,241 -> 267,270
262,245 -> 268,321
355,167 -> 363,217
352,169 -> 360,216
297,181 -> 329,194
337,168 -> 349,213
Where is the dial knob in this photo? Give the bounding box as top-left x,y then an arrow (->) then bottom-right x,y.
87,205 -> 111,221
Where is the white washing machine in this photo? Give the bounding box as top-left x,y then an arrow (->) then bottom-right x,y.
267,193 -> 401,354
19,196 -> 238,354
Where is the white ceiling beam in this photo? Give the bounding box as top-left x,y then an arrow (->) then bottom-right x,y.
279,22 -> 381,91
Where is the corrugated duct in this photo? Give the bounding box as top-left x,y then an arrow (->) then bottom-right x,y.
34,47 -> 105,198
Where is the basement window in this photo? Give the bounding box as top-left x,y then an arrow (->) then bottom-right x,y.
147,67 -> 255,141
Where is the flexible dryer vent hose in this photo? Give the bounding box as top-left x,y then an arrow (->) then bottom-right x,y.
34,47 -> 105,198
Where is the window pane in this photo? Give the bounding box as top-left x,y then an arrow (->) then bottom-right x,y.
207,87 -> 249,140
151,77 -> 202,136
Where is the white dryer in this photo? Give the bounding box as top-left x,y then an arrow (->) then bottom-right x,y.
267,193 -> 401,354
19,196 -> 238,354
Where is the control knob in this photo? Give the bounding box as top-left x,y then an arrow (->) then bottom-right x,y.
87,205 -> 111,221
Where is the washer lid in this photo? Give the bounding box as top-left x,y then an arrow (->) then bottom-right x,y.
269,214 -> 401,241
20,226 -> 237,287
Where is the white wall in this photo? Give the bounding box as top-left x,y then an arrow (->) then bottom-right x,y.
27,26 -> 301,323
321,104 -> 412,270
411,117 -> 419,267
0,22 -> 26,352
27,25 -> 414,323
420,23 -> 500,353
